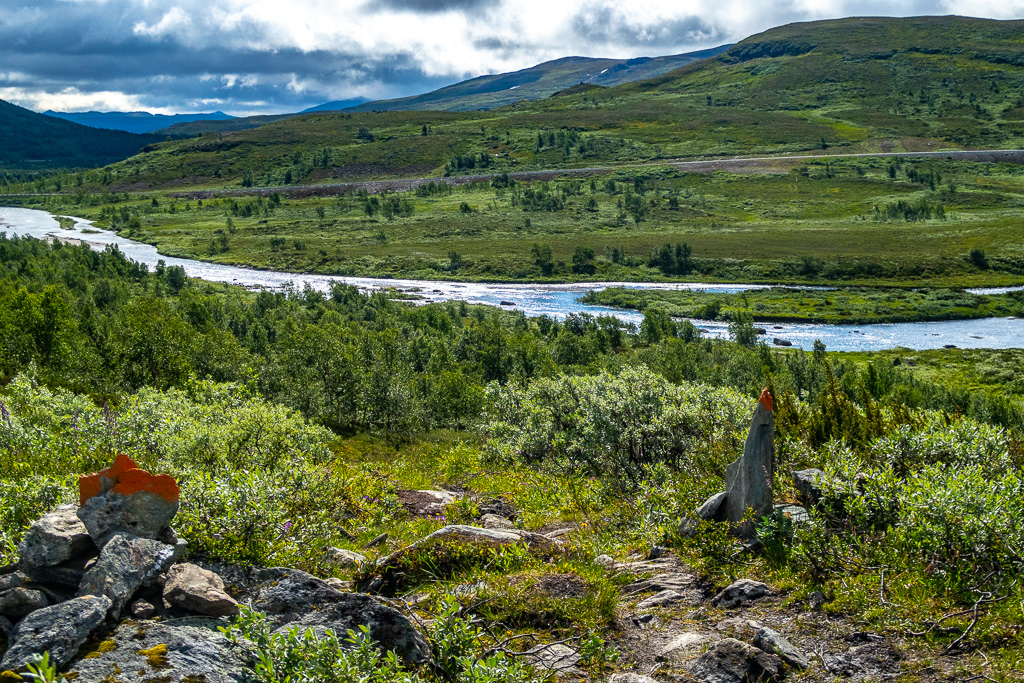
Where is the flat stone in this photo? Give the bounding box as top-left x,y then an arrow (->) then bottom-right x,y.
480,513 -> 515,529
396,489 -> 459,517
65,620 -> 253,683
249,567 -> 430,668
636,589 -> 685,610
325,547 -> 366,567
523,643 -> 580,671
610,675 -> 659,683
78,532 -> 177,618
657,632 -> 711,661
774,503 -> 811,524
0,571 -> 27,592
163,563 -> 239,617
16,504 -> 93,570
792,468 -> 828,506
722,391 -> 775,536
621,571 -> 695,596
0,594 -> 112,671
753,627 -> 811,670
712,579 -> 770,608
689,637 -> 783,683
21,551 -> 98,588
0,587 -> 48,618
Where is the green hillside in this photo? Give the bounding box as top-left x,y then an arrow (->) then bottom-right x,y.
65,15 -> 1024,191
0,99 -> 161,170
343,47 -> 730,113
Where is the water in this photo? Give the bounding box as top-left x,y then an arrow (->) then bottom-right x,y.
2,206 -> 1022,352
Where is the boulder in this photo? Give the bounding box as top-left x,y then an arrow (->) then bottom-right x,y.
16,504 -> 93,571
0,587 -> 48,618
0,594 -> 111,672
130,598 -> 157,619
158,526 -> 189,563
64,620 -> 253,683
610,675 -> 659,683
77,532 -> 177,618
774,503 -> 810,524
22,552 -> 98,588
0,615 -> 11,638
721,390 -> 775,536
753,626 -> 810,670
326,547 -> 366,568
249,567 -> 430,668
688,637 -> 783,683
681,491 -> 729,536
712,579 -> 770,609
77,455 -> 180,546
0,571 -> 26,592
163,563 -> 239,617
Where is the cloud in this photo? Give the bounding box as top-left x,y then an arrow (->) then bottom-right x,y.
0,0 -> 1021,115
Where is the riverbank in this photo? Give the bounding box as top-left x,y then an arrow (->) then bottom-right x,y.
582,286 -> 1024,326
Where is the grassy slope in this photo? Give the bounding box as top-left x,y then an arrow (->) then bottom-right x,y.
0,99 -> 161,170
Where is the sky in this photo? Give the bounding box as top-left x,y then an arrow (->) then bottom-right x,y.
2,0 -> 1023,116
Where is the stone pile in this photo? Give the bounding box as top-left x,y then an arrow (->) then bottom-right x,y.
0,455 -> 239,674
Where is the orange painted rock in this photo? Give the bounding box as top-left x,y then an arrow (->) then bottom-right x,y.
79,454 -> 139,506
75,456 -> 180,546
758,388 -> 773,412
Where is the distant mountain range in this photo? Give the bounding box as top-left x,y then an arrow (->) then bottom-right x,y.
36,47 -> 729,138
0,99 -> 160,169
44,110 -> 235,135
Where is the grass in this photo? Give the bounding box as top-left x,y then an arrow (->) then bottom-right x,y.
582,286 -> 1024,324
12,157 -> 1024,287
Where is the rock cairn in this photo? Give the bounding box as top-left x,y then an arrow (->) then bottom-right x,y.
0,455 -> 238,674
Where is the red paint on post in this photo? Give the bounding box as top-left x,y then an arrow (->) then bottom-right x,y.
758,388 -> 773,412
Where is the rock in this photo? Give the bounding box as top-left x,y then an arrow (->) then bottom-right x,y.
649,545 -> 670,560
249,567 -> 430,668
716,618 -> 761,640
130,598 -> 157,619
163,563 -> 239,617
753,627 -> 810,670
478,496 -> 517,521
396,489 -> 459,517
65,620 -> 253,683
621,571 -> 694,596
78,532 -> 177,618
721,390 -> 775,536
324,578 -> 352,591
792,468 -> 828,507
712,579 -> 770,608
0,594 -> 111,671
808,591 -> 827,610
326,547 -> 366,567
681,491 -> 728,536
594,554 -> 615,567
657,632 -> 711,661
772,338 -> 793,347
22,552 -> 98,588
523,643 -> 580,671
636,589 -> 685,610
610,675 -> 659,683
77,454 -> 180,546
0,571 -> 26,592
158,526 -> 189,562
689,637 -> 783,683
0,587 -> 48,618
16,504 -> 93,571
362,532 -> 388,549
0,615 -> 11,638
774,503 -> 810,524
480,513 -> 515,529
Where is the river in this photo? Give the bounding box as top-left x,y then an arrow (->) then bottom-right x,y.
2,206 -> 1022,352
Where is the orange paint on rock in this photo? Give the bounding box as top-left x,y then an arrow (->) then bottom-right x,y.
78,454 -> 178,505
112,468 -> 180,504
758,388 -> 773,412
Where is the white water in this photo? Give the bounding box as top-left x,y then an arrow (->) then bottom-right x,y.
2,206 -> 1022,352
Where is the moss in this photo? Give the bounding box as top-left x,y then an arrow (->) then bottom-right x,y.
137,644 -> 170,670
0,672 -> 23,682
182,676 -> 209,683
80,639 -> 118,659
62,674 -> 79,681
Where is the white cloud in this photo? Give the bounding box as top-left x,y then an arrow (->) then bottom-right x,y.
133,6 -> 192,38
0,86 -> 177,113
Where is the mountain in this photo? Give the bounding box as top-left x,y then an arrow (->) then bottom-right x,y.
85,16 -> 1024,187
342,46 -> 731,112
301,98 -> 371,113
0,99 -> 161,170
153,114 -> 300,137
43,110 -> 235,135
